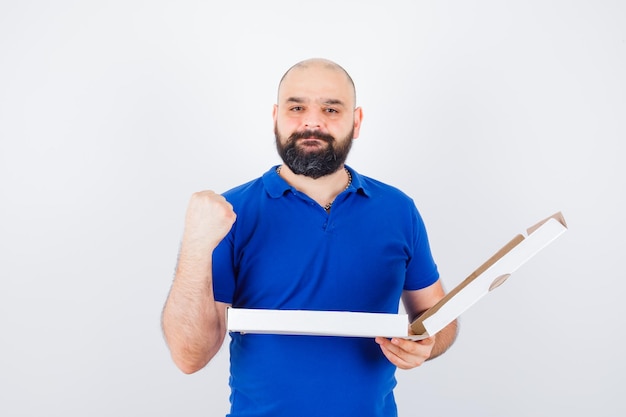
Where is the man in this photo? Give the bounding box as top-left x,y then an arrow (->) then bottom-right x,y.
162,58 -> 458,417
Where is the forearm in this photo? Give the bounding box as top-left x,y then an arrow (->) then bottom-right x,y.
162,245 -> 226,374
162,190 -> 236,373
428,319 -> 458,360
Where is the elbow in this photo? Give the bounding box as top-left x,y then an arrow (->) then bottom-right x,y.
170,349 -> 212,374
175,358 -> 207,375
161,310 -> 228,374
168,341 -> 223,375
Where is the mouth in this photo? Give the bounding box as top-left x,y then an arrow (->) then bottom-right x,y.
290,130 -> 334,143
297,138 -> 328,149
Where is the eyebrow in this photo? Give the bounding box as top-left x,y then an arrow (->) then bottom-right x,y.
286,97 -> 346,107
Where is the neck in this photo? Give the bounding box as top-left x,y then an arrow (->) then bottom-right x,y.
277,165 -> 351,210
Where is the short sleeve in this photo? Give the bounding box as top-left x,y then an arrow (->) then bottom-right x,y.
403,206 -> 440,290
211,232 -> 236,304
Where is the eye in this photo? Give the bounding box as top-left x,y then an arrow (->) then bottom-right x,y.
324,108 -> 339,114
290,106 -> 304,112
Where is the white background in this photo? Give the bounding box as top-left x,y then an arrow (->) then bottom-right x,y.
1,1 -> 624,416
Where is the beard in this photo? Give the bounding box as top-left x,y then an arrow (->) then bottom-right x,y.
275,125 -> 354,179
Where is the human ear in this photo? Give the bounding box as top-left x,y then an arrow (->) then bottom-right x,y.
352,107 -> 363,139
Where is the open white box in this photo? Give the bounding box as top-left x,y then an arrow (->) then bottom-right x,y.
227,212 -> 568,340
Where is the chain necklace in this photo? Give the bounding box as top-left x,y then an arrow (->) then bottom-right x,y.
276,166 -> 352,211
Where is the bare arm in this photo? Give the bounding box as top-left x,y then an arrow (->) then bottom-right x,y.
161,191 -> 236,374
402,281 -> 458,360
376,280 -> 458,369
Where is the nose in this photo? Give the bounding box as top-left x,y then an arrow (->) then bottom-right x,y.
303,112 -> 322,129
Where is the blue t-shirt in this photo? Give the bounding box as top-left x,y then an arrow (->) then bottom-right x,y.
213,166 -> 439,417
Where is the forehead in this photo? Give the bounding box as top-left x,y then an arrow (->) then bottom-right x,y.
278,64 -> 355,107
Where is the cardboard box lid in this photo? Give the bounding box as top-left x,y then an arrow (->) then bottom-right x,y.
226,212 -> 568,340
410,212 -> 567,338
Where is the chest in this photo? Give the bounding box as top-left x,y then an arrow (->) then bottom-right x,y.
231,200 -> 412,312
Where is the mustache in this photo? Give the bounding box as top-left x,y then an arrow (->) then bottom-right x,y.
288,130 -> 335,143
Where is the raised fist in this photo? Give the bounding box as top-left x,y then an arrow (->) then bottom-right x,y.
182,190 -> 237,251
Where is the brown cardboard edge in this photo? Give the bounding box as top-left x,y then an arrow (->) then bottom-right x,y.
526,211 -> 567,235
409,233 -> 525,336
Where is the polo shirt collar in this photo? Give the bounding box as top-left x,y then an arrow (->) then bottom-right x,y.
262,165 -> 370,199
344,165 -> 369,197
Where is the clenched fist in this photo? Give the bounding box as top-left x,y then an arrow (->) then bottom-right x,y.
182,190 -> 237,251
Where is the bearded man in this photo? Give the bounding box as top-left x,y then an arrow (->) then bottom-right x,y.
162,58 -> 458,417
